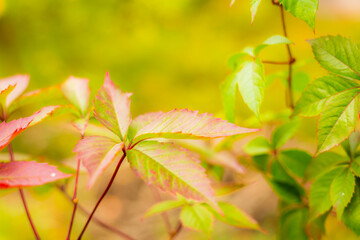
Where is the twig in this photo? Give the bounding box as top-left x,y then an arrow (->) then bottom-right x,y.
77,151 -> 127,239
279,5 -> 295,109
8,144 -> 41,240
262,59 -> 295,65
169,222 -> 183,240
57,185 -> 135,240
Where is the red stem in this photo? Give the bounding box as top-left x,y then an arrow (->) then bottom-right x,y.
8,144 -> 41,240
66,134 -> 84,240
77,151 -> 127,239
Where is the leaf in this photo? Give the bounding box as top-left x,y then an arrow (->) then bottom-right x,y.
309,166 -> 343,216
128,109 -> 258,144
61,76 -> 90,116
254,35 -> 292,56
0,85 -> 16,110
342,182 -> 360,236
278,207 -> 309,240
180,204 -> 214,237
293,75 -> 358,117
221,74 -> 237,123
206,202 -> 260,230
94,72 -> 132,141
0,75 -> 29,108
212,182 -> 244,196
250,0 -> 261,24
279,0 -> 318,29
235,59 -> 265,119
74,136 -> 123,188
278,149 -> 312,178
244,136 -> 272,155
330,167 -> 355,218
0,161 -> 71,188
351,157 -> 360,177
268,180 -> 302,203
306,211 -> 330,240
292,71 -> 311,93
305,152 -> 347,181
271,119 -> 300,149
127,141 -> 219,210
309,36 -> 360,79
341,131 -> 360,159
0,106 -> 59,151
252,154 -> 271,172
144,199 -> 186,218
317,88 -> 360,154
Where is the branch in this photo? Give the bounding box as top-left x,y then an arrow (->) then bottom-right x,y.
57,185 -> 135,240
77,151 -> 127,239
262,59 -> 295,65
169,222 -> 183,240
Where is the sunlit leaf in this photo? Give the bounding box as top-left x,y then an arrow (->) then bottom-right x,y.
127,141 -> 219,210
180,204 -> 214,237
0,161 -> 71,188
254,35 -> 291,56
244,136 -> 272,155
61,76 -> 90,116
206,202 -> 260,230
0,75 -> 29,108
279,0 -> 318,29
278,149 -> 312,178
342,182 -> 360,236
293,75 -> 358,117
128,109 -> 258,144
317,88 -> 360,154
271,119 -> 300,149
330,167 -> 355,219
94,72 -> 132,141
74,135 -> 123,188
212,182 -> 244,196
0,106 -> 59,151
250,0 -> 261,24
278,207 -> 309,240
309,36 -> 360,79
144,199 -> 186,218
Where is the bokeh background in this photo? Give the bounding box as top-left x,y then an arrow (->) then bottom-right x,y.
0,0 -> 360,239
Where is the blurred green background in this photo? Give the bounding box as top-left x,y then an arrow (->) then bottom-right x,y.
1,0 -> 360,239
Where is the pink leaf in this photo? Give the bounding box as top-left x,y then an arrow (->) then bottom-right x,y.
74,136 -> 123,188
127,141 -> 220,211
0,106 -> 59,151
0,161 -> 71,189
61,76 -> 90,116
94,72 -> 132,141
0,75 -> 29,107
128,109 -> 259,143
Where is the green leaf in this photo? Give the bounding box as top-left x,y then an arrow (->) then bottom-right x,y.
305,152 -> 348,181
341,131 -> 360,159
252,154 -> 271,172
250,0 -> 261,24
307,211 -> 330,240
268,180 -> 302,203
254,35 -> 291,56
271,119 -> 300,149
278,207 -> 309,240
212,183 -> 244,197
244,136 -> 272,155
278,149 -> 312,178
180,204 -> 214,237
317,88 -> 360,154
231,59 -> 265,119
293,75 -> 358,117
127,141 -> 219,211
144,199 -> 186,218
206,202 -> 260,230
309,36 -> 360,79
292,71 -> 311,93
342,181 -> 360,236
221,74 -> 237,123
351,157 -> 360,177
279,0 -> 318,29
309,166 -> 343,216
330,167 -> 355,218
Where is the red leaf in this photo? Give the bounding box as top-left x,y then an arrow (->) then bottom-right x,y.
94,72 -> 132,141
128,109 -> 259,143
0,161 -> 71,188
61,76 -> 90,116
0,106 -> 59,151
74,136 -> 123,188
0,75 -> 29,107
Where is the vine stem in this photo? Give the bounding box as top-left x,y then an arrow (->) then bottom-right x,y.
262,59 -> 295,65
279,5 -> 295,109
8,144 -> 41,240
66,134 -> 84,240
169,222 -> 182,240
77,150 -> 127,239
57,185 -> 135,240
